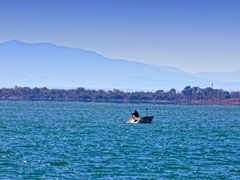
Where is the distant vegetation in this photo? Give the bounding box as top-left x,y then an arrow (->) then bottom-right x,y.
0,86 -> 240,105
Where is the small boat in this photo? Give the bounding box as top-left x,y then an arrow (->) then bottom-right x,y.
127,116 -> 154,124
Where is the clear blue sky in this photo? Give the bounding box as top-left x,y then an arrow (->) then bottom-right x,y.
1,0 -> 240,72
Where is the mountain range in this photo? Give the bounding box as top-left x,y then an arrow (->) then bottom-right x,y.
0,40 -> 239,91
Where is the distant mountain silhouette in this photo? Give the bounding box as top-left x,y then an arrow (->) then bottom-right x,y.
0,40 -> 239,91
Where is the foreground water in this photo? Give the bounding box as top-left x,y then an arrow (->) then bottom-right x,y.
0,101 -> 240,179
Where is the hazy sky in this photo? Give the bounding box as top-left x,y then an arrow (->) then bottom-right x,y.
1,0 -> 240,72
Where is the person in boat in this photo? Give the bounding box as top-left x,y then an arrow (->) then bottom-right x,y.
132,110 -> 139,118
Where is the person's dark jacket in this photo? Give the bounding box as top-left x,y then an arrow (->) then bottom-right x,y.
132,110 -> 139,118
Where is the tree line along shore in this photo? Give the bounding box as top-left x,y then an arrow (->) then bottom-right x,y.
0,86 -> 240,105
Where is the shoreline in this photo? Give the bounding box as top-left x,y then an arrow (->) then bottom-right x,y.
1,99 -> 239,106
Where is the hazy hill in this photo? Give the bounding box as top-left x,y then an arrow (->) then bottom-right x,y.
192,70 -> 240,82
0,40 -> 239,91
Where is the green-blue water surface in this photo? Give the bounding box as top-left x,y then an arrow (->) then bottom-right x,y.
0,101 -> 240,179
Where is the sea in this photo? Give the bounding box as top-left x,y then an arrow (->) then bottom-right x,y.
0,101 -> 240,179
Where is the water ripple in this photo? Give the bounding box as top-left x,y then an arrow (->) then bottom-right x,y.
0,101 -> 240,179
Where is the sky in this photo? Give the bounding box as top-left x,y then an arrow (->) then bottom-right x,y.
0,0 -> 240,73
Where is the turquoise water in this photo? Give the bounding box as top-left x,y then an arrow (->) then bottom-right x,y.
0,101 -> 240,179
